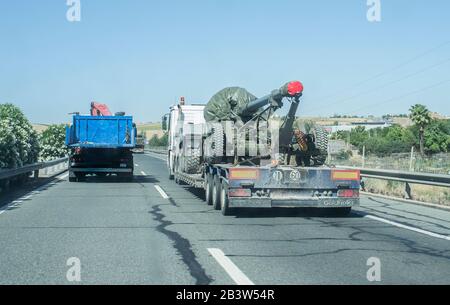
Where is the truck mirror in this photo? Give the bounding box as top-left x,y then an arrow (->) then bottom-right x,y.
162,114 -> 169,131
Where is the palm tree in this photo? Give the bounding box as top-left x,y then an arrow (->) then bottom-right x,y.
409,104 -> 431,156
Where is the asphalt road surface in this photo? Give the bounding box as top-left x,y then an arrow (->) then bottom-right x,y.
0,153 -> 449,285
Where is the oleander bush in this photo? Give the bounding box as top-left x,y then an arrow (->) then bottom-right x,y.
39,124 -> 69,161
0,104 -> 39,169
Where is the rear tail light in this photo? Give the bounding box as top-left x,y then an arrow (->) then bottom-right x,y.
338,189 -> 359,198
229,169 -> 259,180
332,170 -> 360,181
228,189 -> 252,198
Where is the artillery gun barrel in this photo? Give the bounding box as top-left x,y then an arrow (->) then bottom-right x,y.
238,81 -> 304,117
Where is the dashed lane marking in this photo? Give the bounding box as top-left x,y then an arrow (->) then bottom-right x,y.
154,185 -> 170,199
208,248 -> 255,285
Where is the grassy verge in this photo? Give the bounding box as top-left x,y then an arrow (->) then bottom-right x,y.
364,178 -> 450,206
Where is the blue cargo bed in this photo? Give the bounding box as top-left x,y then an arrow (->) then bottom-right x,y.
66,116 -> 135,148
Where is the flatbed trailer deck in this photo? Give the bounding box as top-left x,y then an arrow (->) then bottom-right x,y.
174,162 -> 360,216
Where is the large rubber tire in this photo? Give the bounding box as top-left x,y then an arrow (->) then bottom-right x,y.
205,124 -> 224,164
220,182 -> 233,216
313,127 -> 329,166
205,174 -> 213,206
184,148 -> 201,174
212,175 -> 221,211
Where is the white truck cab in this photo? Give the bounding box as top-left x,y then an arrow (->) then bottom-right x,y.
163,99 -> 205,179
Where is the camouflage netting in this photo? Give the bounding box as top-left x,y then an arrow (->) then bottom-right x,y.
204,87 -> 257,122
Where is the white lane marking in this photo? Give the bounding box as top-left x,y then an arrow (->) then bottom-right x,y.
365,215 -> 450,241
208,248 -> 255,285
135,164 -> 139,167
141,171 -> 147,176
154,185 -> 170,199
0,172 -> 68,216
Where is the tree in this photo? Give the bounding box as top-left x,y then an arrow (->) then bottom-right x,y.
39,124 -> 69,161
409,104 -> 431,156
423,120 -> 450,154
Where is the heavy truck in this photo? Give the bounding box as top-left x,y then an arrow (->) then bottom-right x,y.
65,103 -> 136,182
163,81 -> 360,216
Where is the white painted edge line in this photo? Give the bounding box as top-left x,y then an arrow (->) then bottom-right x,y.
0,172 -> 68,216
141,171 -> 147,176
154,185 -> 170,199
362,192 -> 450,212
364,214 -> 450,241
208,248 -> 255,285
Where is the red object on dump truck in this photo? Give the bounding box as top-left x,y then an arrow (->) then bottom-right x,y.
90,102 -> 112,116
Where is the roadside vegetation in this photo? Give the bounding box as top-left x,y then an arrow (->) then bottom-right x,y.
0,104 -> 68,170
39,124 -> 69,161
332,105 -> 450,157
0,104 -> 40,169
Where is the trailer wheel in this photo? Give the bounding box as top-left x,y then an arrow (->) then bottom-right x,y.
212,175 -> 221,210
220,182 -> 233,216
205,174 -> 213,206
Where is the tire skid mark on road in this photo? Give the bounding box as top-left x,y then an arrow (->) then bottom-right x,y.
150,204 -> 212,285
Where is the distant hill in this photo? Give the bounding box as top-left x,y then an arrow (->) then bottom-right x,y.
32,124 -> 50,134
137,122 -> 164,139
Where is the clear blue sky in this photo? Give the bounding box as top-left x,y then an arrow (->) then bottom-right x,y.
0,0 -> 449,124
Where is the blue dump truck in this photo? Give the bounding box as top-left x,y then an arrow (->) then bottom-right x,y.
66,113 -> 136,182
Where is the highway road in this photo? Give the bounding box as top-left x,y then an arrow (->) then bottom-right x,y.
0,153 -> 449,285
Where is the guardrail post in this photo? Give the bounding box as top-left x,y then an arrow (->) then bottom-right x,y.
404,182 -> 412,200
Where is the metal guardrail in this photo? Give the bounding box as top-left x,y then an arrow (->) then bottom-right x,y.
0,157 -> 68,181
337,166 -> 450,200
338,166 -> 450,188
146,147 -> 167,155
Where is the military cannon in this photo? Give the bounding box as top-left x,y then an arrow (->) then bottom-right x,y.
203,81 -> 329,166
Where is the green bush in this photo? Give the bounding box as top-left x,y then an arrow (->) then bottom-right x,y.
0,104 -> 39,169
148,133 -> 168,147
39,124 -> 69,161
332,120 -> 449,157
